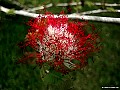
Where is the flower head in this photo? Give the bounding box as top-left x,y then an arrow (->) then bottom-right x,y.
17,12 -> 100,74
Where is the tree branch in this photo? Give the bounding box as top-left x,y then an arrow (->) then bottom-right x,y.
80,9 -> 120,15
1,6 -> 120,23
26,2 -> 120,12
57,2 -> 120,7
68,13 -> 120,23
26,3 -> 53,12
0,6 -> 38,17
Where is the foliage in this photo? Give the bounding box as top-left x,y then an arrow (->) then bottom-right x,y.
106,7 -> 116,12
85,1 -> 94,7
7,9 -> 15,15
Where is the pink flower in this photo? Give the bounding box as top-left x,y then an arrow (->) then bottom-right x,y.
17,12 -> 100,74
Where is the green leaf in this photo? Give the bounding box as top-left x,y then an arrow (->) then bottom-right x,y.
73,0 -> 80,3
40,63 -> 50,79
52,0 -> 60,4
73,6 -> 82,12
7,9 -> 15,15
42,70 -> 63,84
18,0 -> 25,5
85,1 -> 94,7
87,57 -> 94,64
71,59 -> 80,64
106,7 -> 116,12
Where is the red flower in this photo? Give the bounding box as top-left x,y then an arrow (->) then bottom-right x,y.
17,12 -> 100,74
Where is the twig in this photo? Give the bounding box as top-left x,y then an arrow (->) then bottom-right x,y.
68,13 -> 120,23
80,9 -> 120,15
1,6 -> 120,23
26,3 -> 53,12
10,0 -> 25,8
57,2 -> 120,7
94,2 -> 120,7
26,2 -> 120,12
0,6 -> 38,17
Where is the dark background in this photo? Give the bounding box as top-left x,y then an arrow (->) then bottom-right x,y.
0,0 -> 120,90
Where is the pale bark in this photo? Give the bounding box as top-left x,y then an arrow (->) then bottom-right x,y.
26,2 -> 120,12
80,9 -> 120,15
1,6 -> 120,23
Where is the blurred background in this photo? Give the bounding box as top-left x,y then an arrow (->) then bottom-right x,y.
0,0 -> 120,90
